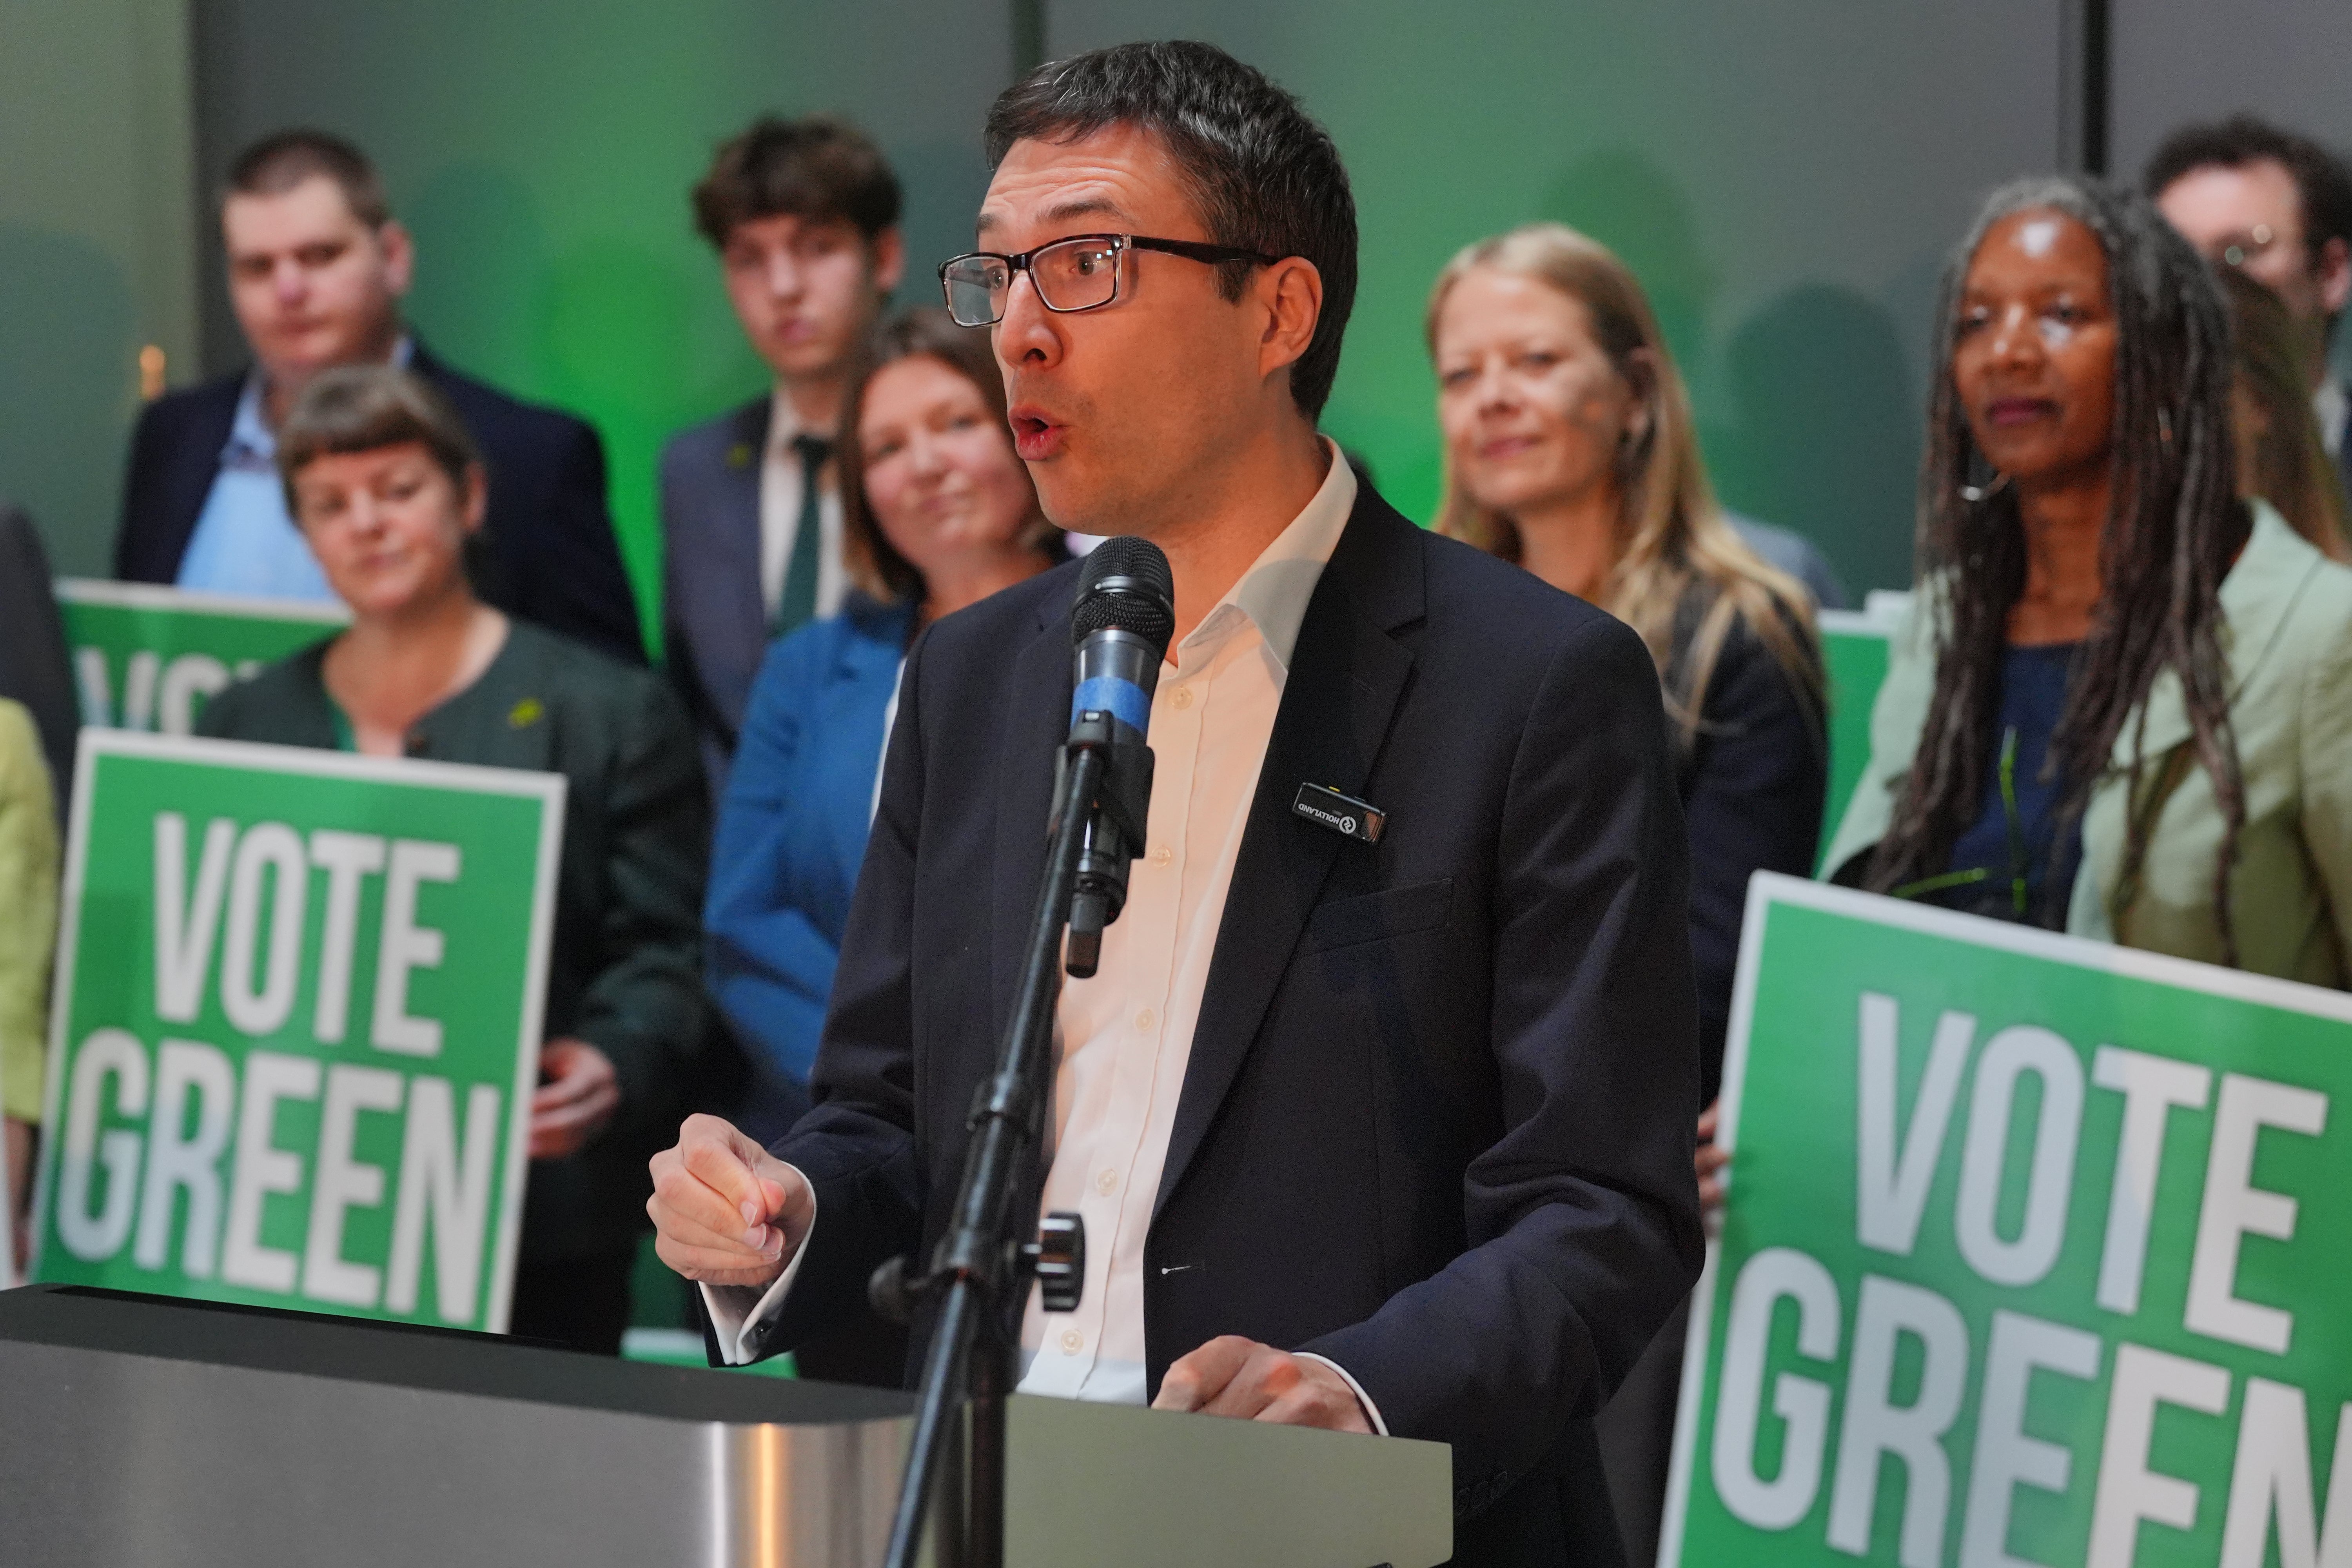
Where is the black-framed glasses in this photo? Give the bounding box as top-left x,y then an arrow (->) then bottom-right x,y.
937,233 -> 1280,327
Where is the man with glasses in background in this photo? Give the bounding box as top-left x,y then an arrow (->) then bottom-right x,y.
2148,114 -> 2352,496
649,42 -> 1700,1566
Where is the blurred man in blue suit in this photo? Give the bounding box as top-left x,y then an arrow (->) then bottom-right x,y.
661,116 -> 904,800
113,130 -> 642,663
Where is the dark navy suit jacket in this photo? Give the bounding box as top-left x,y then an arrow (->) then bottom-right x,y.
751,486 -> 1704,1566
112,343 -> 643,664
1664,599 -> 1827,1103
706,593 -> 914,1094
659,397 -> 771,802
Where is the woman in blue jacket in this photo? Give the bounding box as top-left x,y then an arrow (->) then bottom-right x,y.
707,308 -> 1059,1139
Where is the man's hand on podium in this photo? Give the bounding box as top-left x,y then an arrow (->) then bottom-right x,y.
1151,1337 -> 1374,1434
647,1114 -> 813,1289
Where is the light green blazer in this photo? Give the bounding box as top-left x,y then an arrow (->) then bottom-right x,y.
0,698 -> 58,1124
1822,501 -> 2352,986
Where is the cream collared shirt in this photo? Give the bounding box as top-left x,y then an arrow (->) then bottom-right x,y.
707,444 -> 1382,1428
2313,377 -> 2348,463
759,389 -> 848,622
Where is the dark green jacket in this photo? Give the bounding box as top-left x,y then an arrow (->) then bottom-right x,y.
200,619 -> 711,1259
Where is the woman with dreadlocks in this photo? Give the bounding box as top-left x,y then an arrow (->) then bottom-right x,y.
1823,176 -> 2352,980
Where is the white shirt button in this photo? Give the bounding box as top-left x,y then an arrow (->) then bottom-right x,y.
1136,1007 -> 1155,1033
1060,1328 -> 1084,1355
1095,1168 -> 1119,1196
1151,845 -> 1173,867
1169,685 -> 1193,710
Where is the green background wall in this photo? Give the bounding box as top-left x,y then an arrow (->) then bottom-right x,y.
0,0 -> 200,577
11,2 -> 2352,617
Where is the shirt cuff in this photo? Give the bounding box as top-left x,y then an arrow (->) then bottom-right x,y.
699,1171 -> 817,1365
1296,1352 -> 1389,1437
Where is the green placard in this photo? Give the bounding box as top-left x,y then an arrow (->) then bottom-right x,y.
57,578 -> 348,735
1665,874 -> 2352,1568
1819,610 -> 1894,874
33,730 -> 564,1334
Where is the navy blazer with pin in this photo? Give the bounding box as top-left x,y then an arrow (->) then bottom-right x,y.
660,396 -> 773,802
748,485 -> 1702,1566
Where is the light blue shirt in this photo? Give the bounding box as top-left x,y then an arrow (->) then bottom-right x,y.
175,339 -> 412,603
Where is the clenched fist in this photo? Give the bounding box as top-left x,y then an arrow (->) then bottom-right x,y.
647,1114 -> 814,1290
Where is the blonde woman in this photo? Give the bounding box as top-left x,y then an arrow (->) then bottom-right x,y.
1430,221 -> 1824,1097
2217,265 -> 2352,561
1428,220 -> 1827,1563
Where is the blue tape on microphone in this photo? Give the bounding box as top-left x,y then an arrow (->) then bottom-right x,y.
1071,675 -> 1153,735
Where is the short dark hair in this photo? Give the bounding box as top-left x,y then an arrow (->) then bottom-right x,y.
837,307 -> 1059,603
227,129 -> 392,229
2143,113 -> 2352,274
277,364 -> 480,515
691,114 -> 902,249
984,40 -> 1358,419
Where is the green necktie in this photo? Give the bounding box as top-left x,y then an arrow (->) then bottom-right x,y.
773,432 -> 830,636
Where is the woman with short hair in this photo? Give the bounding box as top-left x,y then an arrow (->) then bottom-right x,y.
200,364 -> 710,1354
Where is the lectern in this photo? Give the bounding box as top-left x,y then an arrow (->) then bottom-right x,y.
0,1286 -> 1452,1566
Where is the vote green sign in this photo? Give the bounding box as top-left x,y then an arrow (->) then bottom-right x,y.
1664,874 -> 2352,1568
57,578 -> 346,735
33,730 -> 563,1334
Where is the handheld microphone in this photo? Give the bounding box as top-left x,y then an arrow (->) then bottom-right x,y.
1064,538 -> 1175,976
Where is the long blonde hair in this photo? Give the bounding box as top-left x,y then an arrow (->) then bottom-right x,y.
2216,266 -> 2352,561
1427,222 -> 1820,743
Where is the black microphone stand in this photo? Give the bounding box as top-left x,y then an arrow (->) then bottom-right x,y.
875,707 -> 1140,1568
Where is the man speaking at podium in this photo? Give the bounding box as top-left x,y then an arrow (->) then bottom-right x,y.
650,41 -> 1700,1566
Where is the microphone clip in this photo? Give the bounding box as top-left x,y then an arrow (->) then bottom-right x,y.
1062,710 -> 1154,978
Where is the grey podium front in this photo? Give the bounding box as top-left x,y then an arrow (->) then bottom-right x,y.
0,1285 -> 1452,1566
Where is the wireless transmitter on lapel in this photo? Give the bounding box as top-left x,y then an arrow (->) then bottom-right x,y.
1292,783 -> 1385,844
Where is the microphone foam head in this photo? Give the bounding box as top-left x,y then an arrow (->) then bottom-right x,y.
1071,537 -> 1176,658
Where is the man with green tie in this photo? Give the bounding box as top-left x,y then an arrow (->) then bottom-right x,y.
660,115 -> 905,803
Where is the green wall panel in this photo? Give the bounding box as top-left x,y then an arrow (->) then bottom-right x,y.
0,0 -> 200,576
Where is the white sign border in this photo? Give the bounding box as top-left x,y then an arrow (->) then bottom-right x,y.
54,576 -> 352,626
35,727 -> 567,1336
1658,870 -> 2352,1568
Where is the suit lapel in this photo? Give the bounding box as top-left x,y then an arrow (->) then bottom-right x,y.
992,596 -> 1077,1042
713,399 -> 772,717
158,379 -> 243,578
1153,496 -> 1423,1218
833,603 -> 916,890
